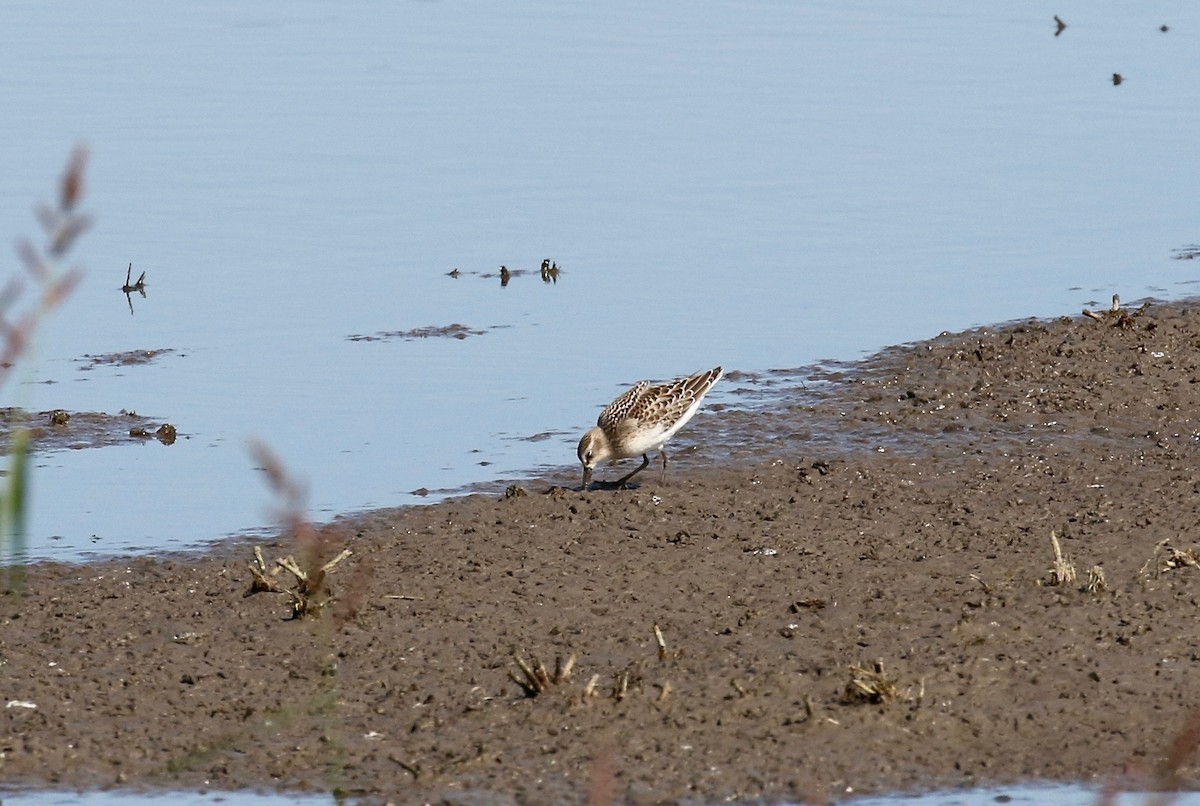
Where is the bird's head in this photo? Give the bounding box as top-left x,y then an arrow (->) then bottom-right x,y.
577,427 -> 609,490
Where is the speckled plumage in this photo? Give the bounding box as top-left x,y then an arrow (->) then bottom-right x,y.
578,366 -> 723,490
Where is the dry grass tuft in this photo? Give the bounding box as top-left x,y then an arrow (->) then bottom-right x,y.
510,653 -> 577,697
1047,530 -> 1077,587
1082,293 -> 1151,330
842,661 -> 899,705
653,622 -> 683,662
1085,565 -> 1108,593
1140,538 -> 1200,580
245,440 -> 355,620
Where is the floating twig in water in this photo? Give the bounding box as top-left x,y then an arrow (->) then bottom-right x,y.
121,263 -> 147,314
121,263 -> 146,293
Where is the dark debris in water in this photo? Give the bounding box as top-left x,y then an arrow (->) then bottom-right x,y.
129,422 -> 178,445
444,258 -> 564,286
0,408 -> 179,454
77,348 -> 176,371
348,324 -> 490,342
120,262 -> 146,294
120,263 -> 148,315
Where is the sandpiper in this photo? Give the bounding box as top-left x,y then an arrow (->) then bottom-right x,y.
577,366 -> 723,490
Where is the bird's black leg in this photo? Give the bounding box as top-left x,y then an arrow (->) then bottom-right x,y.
615,454 -> 651,488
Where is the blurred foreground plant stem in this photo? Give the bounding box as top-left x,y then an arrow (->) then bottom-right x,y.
0,146 -> 90,585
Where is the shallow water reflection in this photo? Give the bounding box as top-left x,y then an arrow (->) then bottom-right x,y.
6,782 -> 1200,805
846,784 -> 1200,805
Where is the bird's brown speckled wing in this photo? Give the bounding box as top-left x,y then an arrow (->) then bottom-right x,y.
597,380 -> 649,429
626,367 -> 722,426
599,367 -> 722,439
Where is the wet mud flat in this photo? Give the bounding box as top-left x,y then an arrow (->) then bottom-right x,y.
0,408 -> 176,453
0,348 -> 181,454
4,300 -> 1200,804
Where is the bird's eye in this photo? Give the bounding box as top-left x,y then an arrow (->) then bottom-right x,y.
585,451 -> 593,461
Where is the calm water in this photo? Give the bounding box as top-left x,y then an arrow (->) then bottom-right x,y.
848,786 -> 1200,805
1,1 -> 1197,560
